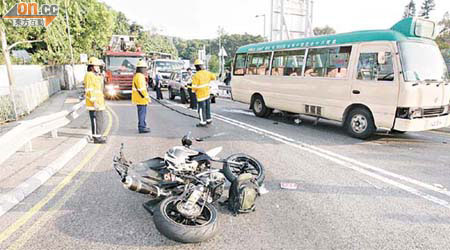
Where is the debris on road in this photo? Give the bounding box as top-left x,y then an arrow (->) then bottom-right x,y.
280,182 -> 299,190
258,184 -> 269,194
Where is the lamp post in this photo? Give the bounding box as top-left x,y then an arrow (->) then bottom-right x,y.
255,14 -> 266,41
64,0 -> 77,90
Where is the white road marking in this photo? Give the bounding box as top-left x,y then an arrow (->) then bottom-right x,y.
222,109 -> 254,116
165,98 -> 450,197
107,102 -> 180,107
164,99 -> 450,207
217,97 -> 234,102
212,113 -> 450,209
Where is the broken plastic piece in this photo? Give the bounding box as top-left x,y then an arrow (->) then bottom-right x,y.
280,182 -> 298,190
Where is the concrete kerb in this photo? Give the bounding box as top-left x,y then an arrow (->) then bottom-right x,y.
0,136 -> 89,218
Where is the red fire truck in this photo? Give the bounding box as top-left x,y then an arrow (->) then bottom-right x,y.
103,35 -> 146,98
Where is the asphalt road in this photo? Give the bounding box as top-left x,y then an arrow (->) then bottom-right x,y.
1,91 -> 450,250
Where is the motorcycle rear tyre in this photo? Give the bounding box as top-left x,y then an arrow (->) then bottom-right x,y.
223,154 -> 265,186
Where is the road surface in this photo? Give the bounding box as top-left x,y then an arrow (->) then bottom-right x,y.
1,92 -> 450,250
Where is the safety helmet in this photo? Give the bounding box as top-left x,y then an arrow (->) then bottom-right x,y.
136,60 -> 147,68
88,57 -> 101,66
194,59 -> 204,66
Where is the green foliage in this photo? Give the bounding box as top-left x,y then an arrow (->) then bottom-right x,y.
208,55 -> 219,73
0,1 -> 262,66
436,12 -> 450,50
419,0 -> 435,19
0,0 -> 133,65
403,0 -> 416,18
137,31 -> 178,58
313,26 -> 336,36
173,33 -> 264,64
129,22 -> 143,36
112,11 -> 131,35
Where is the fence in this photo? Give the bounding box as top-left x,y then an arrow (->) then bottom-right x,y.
0,64 -> 86,123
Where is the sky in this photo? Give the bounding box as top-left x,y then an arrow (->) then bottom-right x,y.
101,0 -> 450,39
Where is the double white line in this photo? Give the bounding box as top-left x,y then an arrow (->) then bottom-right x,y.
212,113 -> 450,209
163,98 -> 450,209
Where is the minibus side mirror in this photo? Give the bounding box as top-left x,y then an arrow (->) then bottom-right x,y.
378,52 -> 387,65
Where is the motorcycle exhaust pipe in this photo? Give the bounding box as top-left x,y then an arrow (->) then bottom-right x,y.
123,176 -> 160,197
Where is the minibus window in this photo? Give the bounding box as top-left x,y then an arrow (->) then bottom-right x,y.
357,52 -> 394,81
272,50 -> 305,76
305,46 -> 351,78
234,54 -> 247,76
247,53 -> 271,76
327,46 -> 351,78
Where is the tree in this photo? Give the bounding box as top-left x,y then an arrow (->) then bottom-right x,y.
137,31 -> 178,58
1,0 -> 116,65
113,11 -> 131,35
313,26 -> 336,36
419,0 -> 435,19
208,55 -> 219,73
173,33 -> 264,64
436,12 -> 450,50
403,0 -> 416,18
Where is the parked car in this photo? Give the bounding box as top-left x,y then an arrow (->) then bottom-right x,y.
168,70 -> 218,104
148,59 -> 184,89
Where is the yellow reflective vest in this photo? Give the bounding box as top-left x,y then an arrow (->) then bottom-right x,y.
84,72 -> 105,111
132,73 -> 150,105
192,70 -> 216,102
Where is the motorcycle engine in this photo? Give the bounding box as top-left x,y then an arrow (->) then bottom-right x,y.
164,146 -> 199,173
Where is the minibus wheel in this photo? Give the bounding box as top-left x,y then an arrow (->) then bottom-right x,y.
345,108 -> 375,139
252,95 -> 272,118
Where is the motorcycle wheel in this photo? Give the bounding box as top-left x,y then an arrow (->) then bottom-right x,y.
153,196 -> 219,243
223,154 -> 265,185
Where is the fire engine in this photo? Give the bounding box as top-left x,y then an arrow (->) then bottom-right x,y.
103,35 -> 146,98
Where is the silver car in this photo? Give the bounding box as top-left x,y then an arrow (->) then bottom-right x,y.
168,71 -> 218,104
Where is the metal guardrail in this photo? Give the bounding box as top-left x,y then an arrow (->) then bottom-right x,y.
0,100 -> 85,166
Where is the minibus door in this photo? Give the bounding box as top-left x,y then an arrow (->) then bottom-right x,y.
352,44 -> 400,130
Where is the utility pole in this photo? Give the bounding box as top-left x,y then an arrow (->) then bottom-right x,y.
270,0 -> 274,41
64,0 -> 77,89
255,14 -> 266,40
0,23 -> 19,121
218,37 -> 222,77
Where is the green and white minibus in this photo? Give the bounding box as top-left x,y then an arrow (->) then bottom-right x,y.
232,18 -> 450,139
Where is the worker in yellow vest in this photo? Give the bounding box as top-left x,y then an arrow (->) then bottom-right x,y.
192,59 -> 216,127
84,57 -> 106,144
132,60 -> 151,133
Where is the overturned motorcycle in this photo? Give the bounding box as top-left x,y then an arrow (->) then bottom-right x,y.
113,133 -> 265,243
